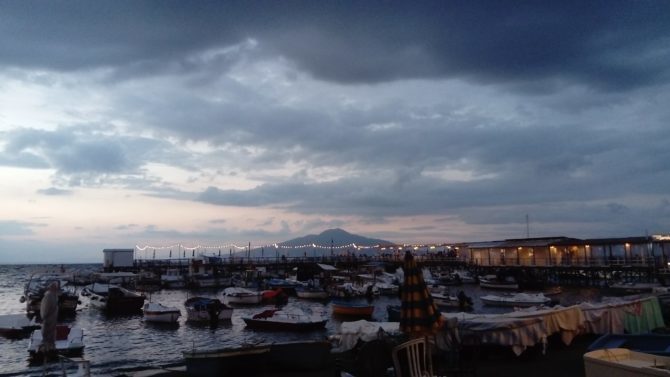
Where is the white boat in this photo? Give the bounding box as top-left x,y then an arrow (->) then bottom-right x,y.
242,307 -> 328,331
432,292 -> 473,309
222,287 -> 262,305
0,314 -> 39,338
184,297 -> 233,322
161,269 -> 186,289
451,270 -> 477,284
480,292 -> 550,307
479,275 -> 519,290
143,302 -> 181,323
584,348 -> 670,377
28,324 -> 84,360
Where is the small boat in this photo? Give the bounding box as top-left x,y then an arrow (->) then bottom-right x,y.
161,269 -> 186,289
0,314 -> 39,338
21,275 -> 79,315
479,275 -> 519,290
609,281 -> 662,293
222,287 -> 262,305
261,288 -> 289,304
480,292 -> 550,307
584,348 -> 670,377
588,334 -> 670,357
331,301 -> 374,317
374,282 -> 399,296
188,274 -> 232,289
143,302 -> 181,323
28,324 -> 85,362
433,291 -> 473,310
266,278 -> 303,293
183,340 -> 333,377
295,286 -> 329,299
242,308 -> 328,331
82,283 -> 145,313
185,297 -> 233,322
451,270 -> 477,284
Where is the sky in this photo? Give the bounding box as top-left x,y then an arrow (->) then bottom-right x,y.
1,1 -> 670,263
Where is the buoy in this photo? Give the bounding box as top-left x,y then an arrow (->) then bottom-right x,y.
19,296 -> 26,303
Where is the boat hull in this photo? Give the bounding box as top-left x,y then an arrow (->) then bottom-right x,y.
85,284 -> 145,313
242,317 -> 328,331
588,334 -> 670,356
27,325 -> 85,363
480,297 -> 549,307
296,290 -> 329,299
479,280 -> 519,290
331,303 -> 374,317
144,310 -> 181,323
584,348 -> 670,377
183,341 -> 333,377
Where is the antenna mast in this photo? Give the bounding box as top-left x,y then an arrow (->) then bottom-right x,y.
526,214 -> 530,238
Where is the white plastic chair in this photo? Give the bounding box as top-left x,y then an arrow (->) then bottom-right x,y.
392,337 -> 433,377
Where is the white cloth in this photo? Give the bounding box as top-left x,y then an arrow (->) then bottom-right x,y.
333,320 -> 401,352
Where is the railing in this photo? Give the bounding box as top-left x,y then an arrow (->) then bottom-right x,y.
133,254 -> 663,269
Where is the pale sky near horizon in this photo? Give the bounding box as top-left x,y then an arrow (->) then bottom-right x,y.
1,1 -> 670,263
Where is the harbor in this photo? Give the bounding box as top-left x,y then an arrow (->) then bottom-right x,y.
3,235 -> 670,376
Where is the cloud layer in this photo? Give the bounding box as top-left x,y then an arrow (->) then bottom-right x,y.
0,2 -> 669,262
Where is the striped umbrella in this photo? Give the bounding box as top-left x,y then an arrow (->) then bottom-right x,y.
400,251 -> 443,336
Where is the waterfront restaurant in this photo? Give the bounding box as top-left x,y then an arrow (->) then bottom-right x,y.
463,236 -> 670,267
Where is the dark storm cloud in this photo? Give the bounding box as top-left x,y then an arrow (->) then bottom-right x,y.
1,1 -> 668,90
0,127 -> 190,187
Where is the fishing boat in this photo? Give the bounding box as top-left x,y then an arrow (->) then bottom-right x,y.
185,297 -> 233,322
331,301 -> 374,317
242,307 -> 328,331
82,283 -> 145,313
222,287 -> 262,305
143,302 -> 181,323
183,340 -> 333,377
21,275 -> 79,315
480,292 -> 550,307
295,286 -> 329,299
584,348 -> 670,377
0,314 -> 39,338
479,275 -> 519,290
28,324 -> 85,362
588,334 -> 670,357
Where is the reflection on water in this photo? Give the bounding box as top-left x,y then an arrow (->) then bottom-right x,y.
0,264 -> 605,376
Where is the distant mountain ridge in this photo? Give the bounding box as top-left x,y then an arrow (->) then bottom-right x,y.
244,228 -> 392,258
279,228 -> 391,247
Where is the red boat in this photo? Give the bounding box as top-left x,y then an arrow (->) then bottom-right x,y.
331,301 -> 374,317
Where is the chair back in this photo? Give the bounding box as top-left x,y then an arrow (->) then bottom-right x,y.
392,337 -> 433,377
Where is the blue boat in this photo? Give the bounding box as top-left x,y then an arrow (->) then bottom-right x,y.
588,333 -> 670,356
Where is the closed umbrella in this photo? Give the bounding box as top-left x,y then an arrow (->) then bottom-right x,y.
400,251 -> 443,337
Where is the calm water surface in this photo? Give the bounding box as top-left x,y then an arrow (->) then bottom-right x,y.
0,264 -> 604,376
